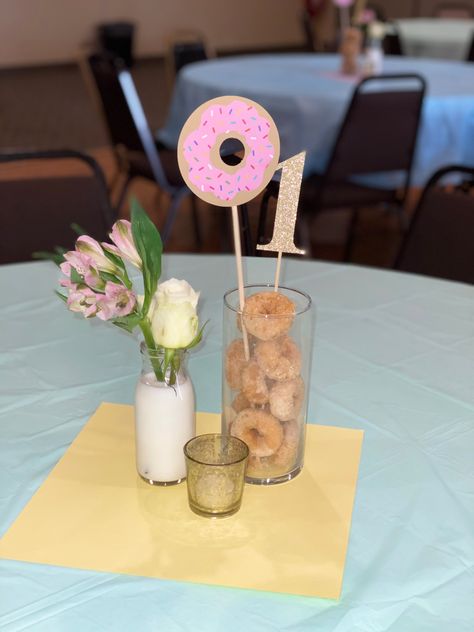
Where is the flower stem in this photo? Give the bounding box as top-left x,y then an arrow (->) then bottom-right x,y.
139,318 -> 164,382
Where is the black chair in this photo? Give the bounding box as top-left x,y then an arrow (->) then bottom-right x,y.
172,40 -> 209,74
466,32 -> 474,61
0,149 -> 115,265
383,24 -> 404,56
81,53 -> 200,246
301,9 -> 317,52
257,74 -> 426,259
97,21 -> 135,68
394,165 -> 474,284
432,2 -> 474,18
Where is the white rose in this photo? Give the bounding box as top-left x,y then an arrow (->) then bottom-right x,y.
369,21 -> 386,40
150,278 -> 199,349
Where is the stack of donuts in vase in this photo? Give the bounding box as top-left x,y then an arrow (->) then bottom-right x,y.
222,289 -> 308,484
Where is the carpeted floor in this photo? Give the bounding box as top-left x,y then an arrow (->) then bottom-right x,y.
1,57 -> 409,265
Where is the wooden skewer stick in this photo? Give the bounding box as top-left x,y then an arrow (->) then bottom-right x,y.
231,205 -> 250,360
274,251 -> 283,292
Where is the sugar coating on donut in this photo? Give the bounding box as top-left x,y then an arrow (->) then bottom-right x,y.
269,376 -> 304,421
255,335 -> 301,381
241,361 -> 269,405
180,98 -> 278,205
243,291 -> 295,341
271,420 -> 301,468
225,338 -> 248,390
232,391 -> 251,413
232,408 -> 283,457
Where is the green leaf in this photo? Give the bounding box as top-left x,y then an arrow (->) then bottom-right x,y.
70,268 -> 83,285
32,250 -> 65,266
130,197 -> 162,316
100,271 -> 122,285
111,313 -> 142,333
103,248 -> 125,272
185,320 -> 208,350
55,290 -> 68,302
71,223 -> 86,236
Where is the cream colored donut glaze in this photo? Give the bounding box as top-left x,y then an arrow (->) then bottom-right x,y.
232,408 -> 283,457
241,361 -> 269,405
269,376 -> 304,421
255,335 -> 301,381
243,291 -> 295,341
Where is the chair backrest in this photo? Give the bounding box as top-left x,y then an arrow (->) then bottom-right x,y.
0,150 -> 115,265
395,165 -> 474,284
301,9 -> 317,52
172,41 -> 208,74
433,2 -> 474,18
383,26 -> 404,55
325,74 -> 425,193
467,32 -> 474,61
97,21 -> 135,67
83,53 -> 170,190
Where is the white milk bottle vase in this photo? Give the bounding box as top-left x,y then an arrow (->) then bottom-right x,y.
134,342 -> 196,485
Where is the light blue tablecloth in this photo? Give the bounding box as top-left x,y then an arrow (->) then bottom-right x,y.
1,255 -> 473,631
159,54 -> 474,188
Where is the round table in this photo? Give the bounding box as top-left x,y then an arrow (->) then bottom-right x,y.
159,54 -> 474,188
1,255 -> 473,631
396,18 -> 474,60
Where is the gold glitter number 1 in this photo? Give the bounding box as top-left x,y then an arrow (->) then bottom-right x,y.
256,151 -> 306,256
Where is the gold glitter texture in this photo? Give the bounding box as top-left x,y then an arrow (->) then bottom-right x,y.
257,152 -> 306,255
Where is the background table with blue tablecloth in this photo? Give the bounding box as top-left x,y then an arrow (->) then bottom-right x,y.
1,255 -> 473,630
159,54 -> 474,188
395,18 -> 474,60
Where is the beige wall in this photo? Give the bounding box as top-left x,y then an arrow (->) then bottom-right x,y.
0,0 -> 303,68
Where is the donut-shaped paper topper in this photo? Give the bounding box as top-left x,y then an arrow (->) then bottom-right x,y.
177,95 -> 280,207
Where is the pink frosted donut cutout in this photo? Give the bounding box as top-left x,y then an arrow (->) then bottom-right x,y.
177,95 -> 280,207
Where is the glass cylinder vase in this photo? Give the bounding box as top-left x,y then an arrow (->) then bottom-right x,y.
134,342 -> 196,485
221,285 -> 313,485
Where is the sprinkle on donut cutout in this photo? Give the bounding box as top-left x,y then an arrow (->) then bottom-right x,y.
177,95 -> 280,206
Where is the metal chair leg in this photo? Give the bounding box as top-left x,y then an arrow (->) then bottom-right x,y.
344,207 -> 359,262
113,174 -> 132,216
161,189 -> 189,244
190,194 -> 203,251
239,203 -> 253,256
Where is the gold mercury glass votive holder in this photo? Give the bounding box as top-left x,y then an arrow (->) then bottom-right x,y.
184,434 -> 249,518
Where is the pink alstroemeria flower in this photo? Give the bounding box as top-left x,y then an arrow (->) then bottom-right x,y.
67,286 -> 99,318
76,235 -> 119,274
59,277 -> 77,290
61,250 -> 95,277
358,8 -> 376,24
60,252 -> 105,291
96,282 -> 136,321
103,220 -> 142,269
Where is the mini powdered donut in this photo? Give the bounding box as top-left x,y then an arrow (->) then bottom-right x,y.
232,391 -> 251,413
224,338 -> 247,390
241,361 -> 269,405
243,291 -> 295,341
255,335 -> 301,381
271,420 -> 300,468
232,408 -> 283,457
269,376 -> 304,421
177,96 -> 280,207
